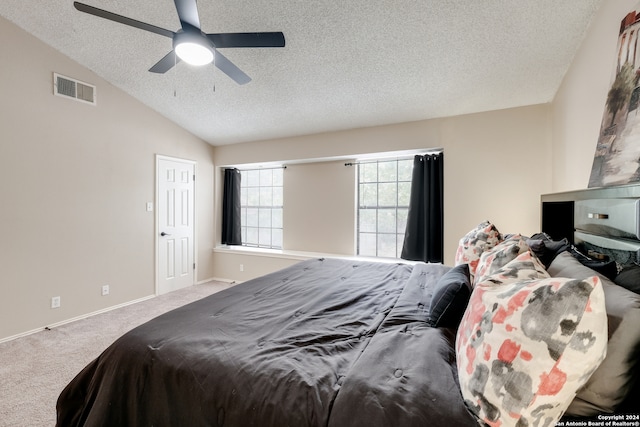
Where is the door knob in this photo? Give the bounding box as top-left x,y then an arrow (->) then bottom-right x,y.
160,232 -> 171,236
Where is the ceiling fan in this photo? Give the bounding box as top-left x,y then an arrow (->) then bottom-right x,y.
73,0 -> 285,85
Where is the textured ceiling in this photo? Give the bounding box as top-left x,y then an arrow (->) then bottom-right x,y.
0,1 -> 603,146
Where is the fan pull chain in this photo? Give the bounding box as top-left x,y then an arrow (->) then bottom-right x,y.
173,51 -> 178,97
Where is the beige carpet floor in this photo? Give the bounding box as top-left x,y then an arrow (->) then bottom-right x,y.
0,280 -> 231,427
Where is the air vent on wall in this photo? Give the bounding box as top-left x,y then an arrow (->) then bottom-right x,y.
53,73 -> 96,105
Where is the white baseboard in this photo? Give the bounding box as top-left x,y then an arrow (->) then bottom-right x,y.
0,294 -> 156,345
203,277 -> 241,285
195,277 -> 228,285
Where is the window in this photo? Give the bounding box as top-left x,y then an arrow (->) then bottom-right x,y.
240,168 -> 284,249
357,159 -> 413,258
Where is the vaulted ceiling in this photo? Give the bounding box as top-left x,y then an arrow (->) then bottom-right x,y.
0,1 -> 603,145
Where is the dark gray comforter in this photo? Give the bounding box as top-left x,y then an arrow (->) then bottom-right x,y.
56,258 -> 478,427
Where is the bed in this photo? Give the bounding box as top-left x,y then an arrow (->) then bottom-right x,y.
57,187 -> 640,427
56,258 -> 479,426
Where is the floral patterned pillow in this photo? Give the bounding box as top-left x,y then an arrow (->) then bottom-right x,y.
456,253 -> 608,427
474,234 -> 530,286
454,221 -> 503,280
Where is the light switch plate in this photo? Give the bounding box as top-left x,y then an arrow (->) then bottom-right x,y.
146,202 -> 153,212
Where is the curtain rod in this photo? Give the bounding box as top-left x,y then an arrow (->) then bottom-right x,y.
222,166 -> 287,172
344,152 -> 442,167
344,158 -> 414,167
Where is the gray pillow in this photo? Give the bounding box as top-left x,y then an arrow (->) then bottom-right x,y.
548,252 -> 640,415
614,264 -> 640,294
427,263 -> 471,328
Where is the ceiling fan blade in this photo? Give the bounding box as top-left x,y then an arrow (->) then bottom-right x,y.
214,50 -> 251,85
73,2 -> 174,38
207,32 -> 285,48
149,51 -> 181,73
173,0 -> 201,29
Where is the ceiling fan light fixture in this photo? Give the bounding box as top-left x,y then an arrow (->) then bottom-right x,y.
173,30 -> 214,66
175,41 -> 213,66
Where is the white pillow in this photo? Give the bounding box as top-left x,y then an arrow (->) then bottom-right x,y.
454,221 -> 502,281
456,253 -> 608,427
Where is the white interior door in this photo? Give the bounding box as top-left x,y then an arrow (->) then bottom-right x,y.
157,156 -> 195,294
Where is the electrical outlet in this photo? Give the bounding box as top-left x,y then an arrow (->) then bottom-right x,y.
102,285 -> 110,296
51,296 -> 61,309
239,264 -> 244,272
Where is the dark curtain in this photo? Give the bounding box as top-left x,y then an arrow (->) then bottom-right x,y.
221,168 -> 242,245
401,153 -> 443,263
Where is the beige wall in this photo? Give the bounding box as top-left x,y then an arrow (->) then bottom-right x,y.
284,161 -> 356,254
0,17 -> 216,341
552,0 -> 638,191
212,104 -> 552,281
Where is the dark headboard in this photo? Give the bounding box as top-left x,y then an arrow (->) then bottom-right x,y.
541,183 -> 640,265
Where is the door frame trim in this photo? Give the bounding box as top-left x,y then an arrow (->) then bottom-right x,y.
155,154 -> 197,295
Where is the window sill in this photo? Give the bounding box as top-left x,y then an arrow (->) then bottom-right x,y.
213,245 -> 412,264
